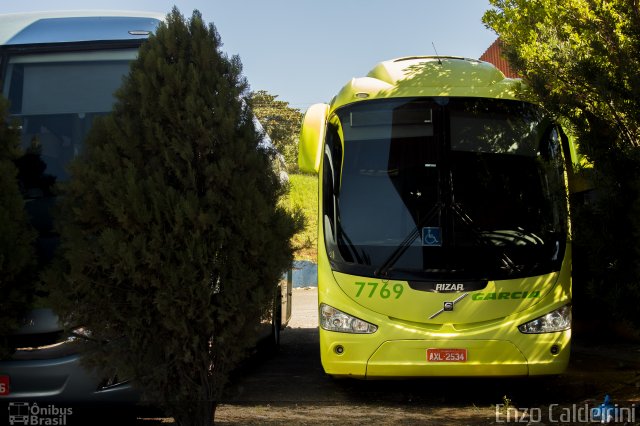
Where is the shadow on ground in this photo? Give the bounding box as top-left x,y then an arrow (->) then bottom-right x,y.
135,327 -> 640,425
224,328 -> 639,406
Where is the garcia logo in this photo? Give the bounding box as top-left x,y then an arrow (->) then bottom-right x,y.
472,291 -> 540,301
8,402 -> 72,425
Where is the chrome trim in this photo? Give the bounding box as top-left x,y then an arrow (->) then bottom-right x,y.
429,292 -> 468,319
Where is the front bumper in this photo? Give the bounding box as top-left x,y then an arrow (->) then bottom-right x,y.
320,328 -> 571,378
0,353 -> 136,403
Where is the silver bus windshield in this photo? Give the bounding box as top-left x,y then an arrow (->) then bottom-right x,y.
4,50 -> 137,182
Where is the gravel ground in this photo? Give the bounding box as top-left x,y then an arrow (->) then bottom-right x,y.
287,287 -> 318,329
137,286 -> 640,425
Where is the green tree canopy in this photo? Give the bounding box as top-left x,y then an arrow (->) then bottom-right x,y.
50,8 -> 302,425
0,97 -> 36,358
249,90 -> 303,172
484,0 -> 640,328
484,0 -> 640,156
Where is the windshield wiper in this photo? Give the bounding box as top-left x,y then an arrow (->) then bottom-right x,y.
450,202 -> 525,275
374,202 -> 442,277
374,198 -> 527,278
337,219 -> 365,264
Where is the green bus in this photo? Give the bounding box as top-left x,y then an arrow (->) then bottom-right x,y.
299,56 -> 573,378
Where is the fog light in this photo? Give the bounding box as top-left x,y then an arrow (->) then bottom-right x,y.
97,375 -> 129,391
335,345 -> 344,354
550,345 -> 560,355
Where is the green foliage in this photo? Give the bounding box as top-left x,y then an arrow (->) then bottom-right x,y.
287,173 -> 318,262
484,0 -> 640,328
0,97 -> 37,358
249,90 -> 303,172
49,8 -> 303,425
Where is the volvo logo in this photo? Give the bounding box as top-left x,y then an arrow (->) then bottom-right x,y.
429,293 -> 468,319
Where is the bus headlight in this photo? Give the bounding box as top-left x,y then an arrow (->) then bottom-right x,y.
320,303 -> 378,334
518,305 -> 571,334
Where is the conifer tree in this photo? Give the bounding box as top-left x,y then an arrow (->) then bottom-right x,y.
0,97 -> 36,358
50,8 -> 302,424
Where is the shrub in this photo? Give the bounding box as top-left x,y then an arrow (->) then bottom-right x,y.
0,97 -> 37,358
50,8 -> 303,424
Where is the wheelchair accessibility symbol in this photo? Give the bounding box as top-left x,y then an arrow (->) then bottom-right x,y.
422,227 -> 442,247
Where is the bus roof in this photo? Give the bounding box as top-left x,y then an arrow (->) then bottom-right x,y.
0,11 -> 163,46
330,56 -> 522,110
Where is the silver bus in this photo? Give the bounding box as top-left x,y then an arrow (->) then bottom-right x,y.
0,10 -> 291,405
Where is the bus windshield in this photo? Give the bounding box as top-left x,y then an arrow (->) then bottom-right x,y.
323,98 -> 568,281
4,50 -> 137,183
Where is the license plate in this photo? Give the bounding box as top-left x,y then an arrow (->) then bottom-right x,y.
427,348 -> 467,362
0,375 -> 9,396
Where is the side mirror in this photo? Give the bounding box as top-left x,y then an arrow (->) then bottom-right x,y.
298,103 -> 329,173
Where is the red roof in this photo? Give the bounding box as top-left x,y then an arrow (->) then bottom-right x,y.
479,38 -> 519,78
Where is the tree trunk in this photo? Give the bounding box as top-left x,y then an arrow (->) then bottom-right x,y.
172,399 -> 216,426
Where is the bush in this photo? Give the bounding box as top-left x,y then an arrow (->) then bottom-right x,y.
0,97 -> 37,358
50,8 -> 303,425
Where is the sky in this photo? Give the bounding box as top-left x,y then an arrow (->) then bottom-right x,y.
0,1 -> 497,111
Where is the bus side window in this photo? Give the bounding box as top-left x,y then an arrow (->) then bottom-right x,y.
323,123 -> 342,250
